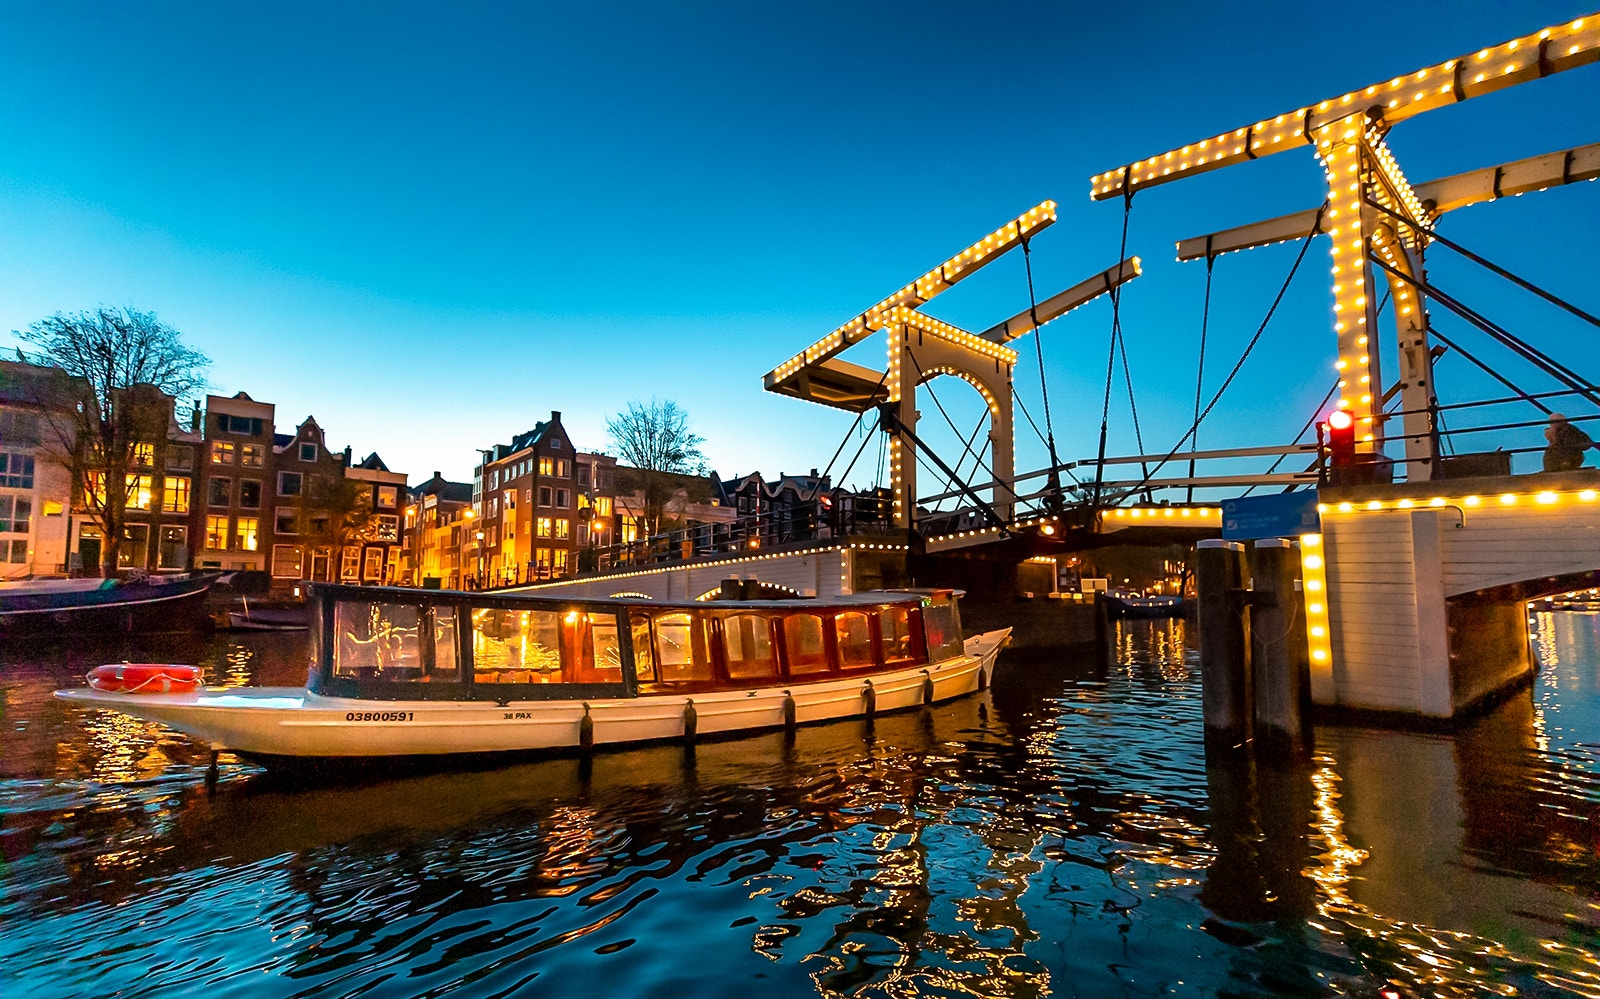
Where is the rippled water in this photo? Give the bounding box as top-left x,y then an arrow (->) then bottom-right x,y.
4,615 -> 1600,997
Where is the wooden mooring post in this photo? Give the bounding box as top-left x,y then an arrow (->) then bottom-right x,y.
1196,540 -> 1251,752
1196,538 -> 1311,757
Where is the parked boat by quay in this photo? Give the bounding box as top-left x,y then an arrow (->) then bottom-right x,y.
1101,592 -> 1187,620
227,598 -> 309,632
0,571 -> 218,636
56,583 -> 1010,765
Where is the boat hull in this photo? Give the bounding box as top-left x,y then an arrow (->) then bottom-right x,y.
56,628 -> 1011,761
0,574 -> 216,636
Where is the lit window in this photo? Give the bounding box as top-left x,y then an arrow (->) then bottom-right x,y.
552,548 -> 568,574
126,474 -> 153,511
241,444 -> 264,467
163,476 -> 191,514
377,486 -> 398,509
235,516 -> 259,552
131,442 -> 155,466
271,544 -> 303,578
555,459 -> 568,478
539,457 -> 553,476
554,518 -> 569,540
210,441 -> 235,464
205,515 -> 228,550
537,517 -> 552,538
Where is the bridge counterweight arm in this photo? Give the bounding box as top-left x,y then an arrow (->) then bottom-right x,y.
981,257 -> 1143,343
1089,13 -> 1600,202
1174,141 -> 1600,262
763,201 -> 1055,390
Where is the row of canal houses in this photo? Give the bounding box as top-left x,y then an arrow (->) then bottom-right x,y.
0,360 -> 405,588
0,362 -> 833,592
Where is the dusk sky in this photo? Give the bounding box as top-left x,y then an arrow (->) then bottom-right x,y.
2,2 -> 1595,495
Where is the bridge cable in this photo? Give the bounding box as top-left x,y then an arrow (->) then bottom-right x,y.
905,349 -> 1005,491
1187,254 -> 1215,504
801,368 -> 891,503
1365,198 -> 1600,330
921,413 -> 990,512
1020,234 -> 1065,511
1116,203 -> 1325,498
1368,255 -> 1600,409
1237,378 -> 1339,498
1092,189 -> 1135,510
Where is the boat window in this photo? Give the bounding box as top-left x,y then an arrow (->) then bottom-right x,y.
430,606 -> 461,682
630,611 -> 656,683
653,611 -> 713,683
879,606 -> 918,665
334,602 -> 423,681
922,600 -> 965,661
835,611 -> 875,668
783,613 -> 830,676
721,613 -> 777,681
472,607 -> 564,683
571,611 -> 625,684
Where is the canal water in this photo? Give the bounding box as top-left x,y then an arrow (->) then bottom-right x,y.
3,616 -> 1600,998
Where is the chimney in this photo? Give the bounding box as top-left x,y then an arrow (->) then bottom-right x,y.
342,445 -> 352,465
433,470 -> 441,480
191,401 -> 201,432
551,410 -> 561,422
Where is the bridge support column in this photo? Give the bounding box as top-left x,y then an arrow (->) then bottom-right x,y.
1196,539 -> 1251,752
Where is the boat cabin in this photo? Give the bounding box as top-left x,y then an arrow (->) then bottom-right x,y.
308,584 -> 966,701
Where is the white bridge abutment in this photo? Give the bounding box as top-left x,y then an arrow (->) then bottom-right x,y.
1314,472 -> 1600,721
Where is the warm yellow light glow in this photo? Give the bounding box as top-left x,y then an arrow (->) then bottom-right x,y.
1536,491 -> 1558,505
1500,494 -> 1517,505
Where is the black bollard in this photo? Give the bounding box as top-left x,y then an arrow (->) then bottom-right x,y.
1250,540 -> 1309,754
1196,539 -> 1251,752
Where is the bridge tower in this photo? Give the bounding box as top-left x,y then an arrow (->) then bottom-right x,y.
1089,14 -> 1600,478
763,201 -> 1139,530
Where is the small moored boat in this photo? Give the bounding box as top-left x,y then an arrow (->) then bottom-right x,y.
0,571 -> 218,635
56,583 -> 1010,765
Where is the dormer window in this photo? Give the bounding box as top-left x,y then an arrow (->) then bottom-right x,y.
550,438 -> 561,450
299,443 -> 317,462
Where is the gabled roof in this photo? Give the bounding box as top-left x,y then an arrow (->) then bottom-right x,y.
410,472 -> 473,503
355,452 -> 390,472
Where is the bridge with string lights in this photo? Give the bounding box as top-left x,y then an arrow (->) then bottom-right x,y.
525,10 -> 1600,724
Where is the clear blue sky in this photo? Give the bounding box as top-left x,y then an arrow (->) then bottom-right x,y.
2,2 -> 1595,494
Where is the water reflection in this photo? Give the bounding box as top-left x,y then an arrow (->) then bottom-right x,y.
3,620 -> 1600,996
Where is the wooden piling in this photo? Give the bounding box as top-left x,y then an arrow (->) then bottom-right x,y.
1196,540 -> 1251,751
1249,539 -> 1308,754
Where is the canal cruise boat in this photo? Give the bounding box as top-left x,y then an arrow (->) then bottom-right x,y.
56,584 -> 1010,765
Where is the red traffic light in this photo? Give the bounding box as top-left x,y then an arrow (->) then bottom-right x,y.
1324,409 -> 1357,467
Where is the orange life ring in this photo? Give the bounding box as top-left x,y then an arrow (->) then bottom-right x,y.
87,663 -> 203,694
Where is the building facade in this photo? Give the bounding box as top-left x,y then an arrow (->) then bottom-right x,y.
194,393 -> 407,588
403,471 -> 474,588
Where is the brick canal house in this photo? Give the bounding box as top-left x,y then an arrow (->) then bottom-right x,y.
195,392 -> 407,589
475,412 -> 588,586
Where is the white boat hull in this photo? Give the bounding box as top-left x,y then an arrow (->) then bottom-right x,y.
57,628 -> 1011,760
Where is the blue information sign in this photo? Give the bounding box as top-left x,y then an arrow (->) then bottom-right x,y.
1220,492 -> 1320,541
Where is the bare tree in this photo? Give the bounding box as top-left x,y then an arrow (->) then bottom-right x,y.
606,399 -> 707,537
14,308 -> 208,576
